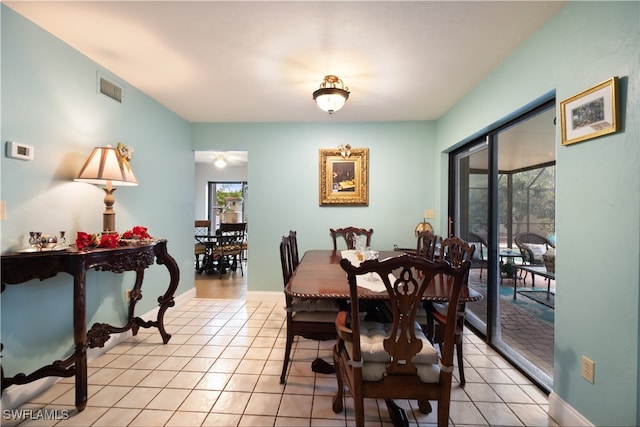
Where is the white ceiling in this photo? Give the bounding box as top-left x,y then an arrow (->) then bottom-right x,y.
5,1 -> 565,124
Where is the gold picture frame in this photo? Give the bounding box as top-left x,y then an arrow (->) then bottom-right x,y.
319,148 -> 369,206
560,77 -> 619,146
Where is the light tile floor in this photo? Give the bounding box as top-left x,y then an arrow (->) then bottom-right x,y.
3,298 -> 559,426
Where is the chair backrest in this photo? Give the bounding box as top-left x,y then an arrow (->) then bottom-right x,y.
216,222 -> 246,253
514,232 -> 554,265
416,231 -> 438,260
330,227 -> 373,250
279,235 -> 294,286
220,222 -> 246,234
467,231 -> 488,264
289,230 -> 299,269
195,220 -> 210,238
339,253 -> 471,382
438,236 -> 476,269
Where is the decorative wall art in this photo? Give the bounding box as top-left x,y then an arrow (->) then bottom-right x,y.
319,146 -> 369,206
560,77 -> 619,146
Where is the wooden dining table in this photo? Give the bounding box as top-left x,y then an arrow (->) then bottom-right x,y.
285,249 -> 482,303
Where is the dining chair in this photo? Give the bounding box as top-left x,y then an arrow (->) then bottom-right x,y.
425,236 -> 475,386
330,227 -> 373,250
194,220 -> 210,272
416,230 -> 438,260
333,253 -> 471,427
289,230 -> 300,269
210,222 -> 246,278
279,234 -> 340,384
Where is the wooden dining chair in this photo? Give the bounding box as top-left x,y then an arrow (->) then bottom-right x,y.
333,253 -> 471,427
289,230 -> 300,270
425,236 -> 475,386
416,230 -> 438,260
280,234 -> 340,384
330,227 -> 373,250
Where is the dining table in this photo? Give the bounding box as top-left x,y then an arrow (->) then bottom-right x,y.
285,249 -> 482,303
285,249 -> 482,424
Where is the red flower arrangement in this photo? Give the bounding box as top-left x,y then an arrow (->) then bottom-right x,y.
75,226 -> 153,251
121,225 -> 152,240
75,231 -> 120,250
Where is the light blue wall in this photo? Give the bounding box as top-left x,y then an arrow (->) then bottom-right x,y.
437,2 -> 639,425
1,7 -> 195,377
192,122 -> 438,293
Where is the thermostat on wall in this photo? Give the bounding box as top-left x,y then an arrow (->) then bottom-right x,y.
6,141 -> 34,161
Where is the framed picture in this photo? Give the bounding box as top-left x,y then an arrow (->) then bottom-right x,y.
560,77 -> 619,146
319,147 -> 369,206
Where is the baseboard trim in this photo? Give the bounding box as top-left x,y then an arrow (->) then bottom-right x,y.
549,391 -> 593,426
1,288 -> 196,411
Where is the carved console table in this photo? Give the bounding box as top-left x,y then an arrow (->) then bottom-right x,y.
1,239 -> 180,411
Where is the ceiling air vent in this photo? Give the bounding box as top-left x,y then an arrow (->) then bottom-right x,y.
98,75 -> 123,103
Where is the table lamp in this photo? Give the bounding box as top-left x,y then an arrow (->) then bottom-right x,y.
74,143 -> 138,233
414,209 -> 434,236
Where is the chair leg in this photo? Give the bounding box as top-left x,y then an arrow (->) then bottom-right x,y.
332,345 -> 344,413
456,338 -> 465,387
437,397 -> 451,427
353,396 -> 365,427
280,324 -> 294,384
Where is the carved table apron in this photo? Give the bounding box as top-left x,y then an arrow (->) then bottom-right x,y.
0,239 -> 180,411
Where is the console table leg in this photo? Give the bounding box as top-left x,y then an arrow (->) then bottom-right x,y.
73,270 -> 88,412
154,242 -> 180,344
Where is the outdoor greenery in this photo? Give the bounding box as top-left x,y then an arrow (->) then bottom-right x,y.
468,165 -> 555,242
216,184 -> 243,209
503,166 -> 555,237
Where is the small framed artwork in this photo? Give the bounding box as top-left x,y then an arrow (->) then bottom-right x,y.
560,77 -> 619,146
319,147 -> 369,206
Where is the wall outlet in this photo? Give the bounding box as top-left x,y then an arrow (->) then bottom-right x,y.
125,289 -> 132,302
581,355 -> 595,383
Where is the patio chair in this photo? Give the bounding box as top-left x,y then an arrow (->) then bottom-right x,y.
330,227 -> 373,250
467,232 -> 489,280
333,252 -> 471,426
514,232 -> 555,284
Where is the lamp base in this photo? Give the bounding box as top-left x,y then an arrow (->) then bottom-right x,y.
102,185 -> 117,233
103,212 -> 116,234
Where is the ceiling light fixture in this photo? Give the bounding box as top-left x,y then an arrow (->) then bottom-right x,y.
214,157 -> 227,168
313,75 -> 350,114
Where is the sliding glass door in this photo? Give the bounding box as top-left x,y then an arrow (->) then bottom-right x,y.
450,99 -> 556,391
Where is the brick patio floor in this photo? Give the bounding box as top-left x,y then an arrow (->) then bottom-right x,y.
466,269 -> 554,378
